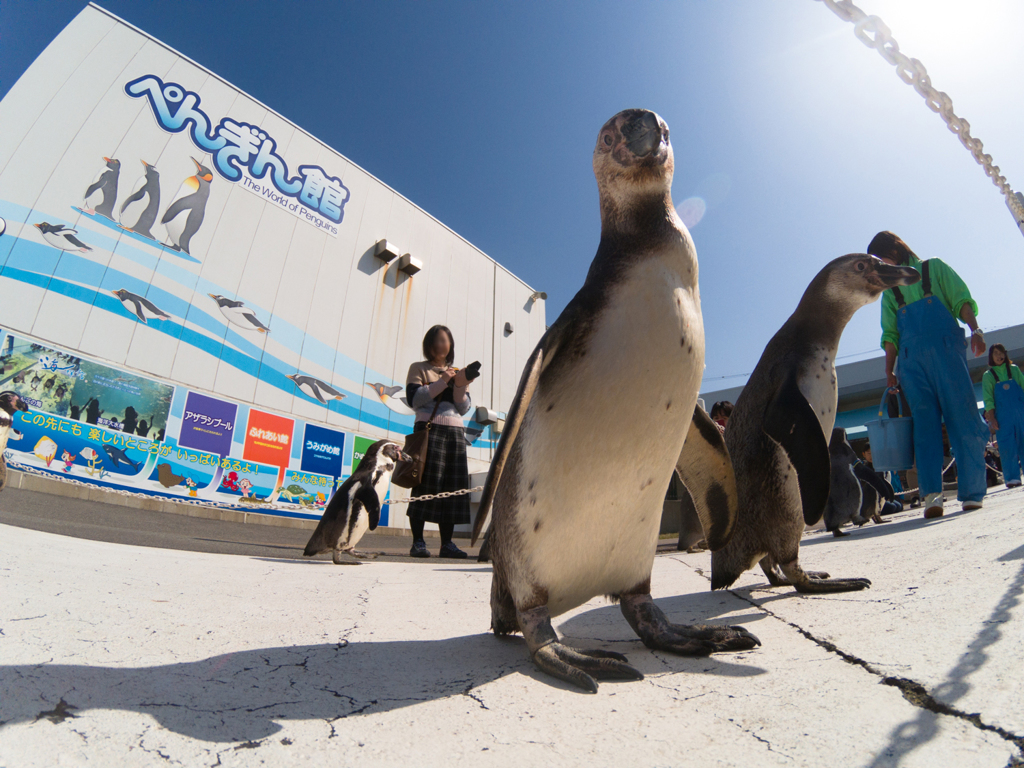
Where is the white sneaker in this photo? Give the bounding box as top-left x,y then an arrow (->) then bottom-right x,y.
923,492 -> 944,519
962,500 -> 983,512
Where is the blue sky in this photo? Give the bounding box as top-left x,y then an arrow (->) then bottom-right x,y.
2,1 -> 1021,390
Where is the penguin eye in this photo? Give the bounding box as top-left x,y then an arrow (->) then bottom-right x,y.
602,134 -> 613,147
856,261 -> 866,271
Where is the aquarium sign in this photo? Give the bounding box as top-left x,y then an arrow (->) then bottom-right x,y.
124,75 -> 350,235
178,391 -> 237,457
300,423 -> 344,479
242,409 -> 294,468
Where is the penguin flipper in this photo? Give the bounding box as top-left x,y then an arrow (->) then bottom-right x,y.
138,296 -> 169,319
764,373 -> 831,526
354,482 -> 381,530
85,178 -> 106,199
675,405 -> 738,551
160,195 -> 191,224
854,462 -> 894,502
65,234 -> 91,250
471,342 -> 546,545
129,299 -> 147,323
120,186 -> 146,215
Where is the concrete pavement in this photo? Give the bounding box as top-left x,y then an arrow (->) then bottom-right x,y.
1,486 -> 1022,767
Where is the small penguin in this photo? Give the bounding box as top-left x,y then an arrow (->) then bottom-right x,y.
823,428 -> 863,537
119,160 -> 161,239
303,440 -> 410,564
713,255 -> 920,594
364,382 -> 414,416
161,157 -> 212,255
111,289 -> 171,324
287,374 -> 346,405
34,223 -> 92,253
470,110 -> 758,693
853,462 -> 895,526
82,157 -> 120,219
0,391 -> 30,492
208,294 -> 270,333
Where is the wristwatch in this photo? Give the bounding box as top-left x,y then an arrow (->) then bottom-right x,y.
972,328 -> 984,337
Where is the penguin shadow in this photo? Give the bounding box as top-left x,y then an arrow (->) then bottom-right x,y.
800,508 -> 969,548
0,634 -> 539,744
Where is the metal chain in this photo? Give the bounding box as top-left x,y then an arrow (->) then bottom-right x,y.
815,0 -> 1024,234
4,460 -> 481,511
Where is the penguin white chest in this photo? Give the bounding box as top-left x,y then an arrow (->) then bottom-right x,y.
518,256 -> 704,615
800,345 -> 838,438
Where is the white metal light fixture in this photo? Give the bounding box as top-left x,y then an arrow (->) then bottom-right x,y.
475,406 -> 498,425
398,253 -> 422,275
504,322 -> 513,334
374,239 -> 400,263
529,291 -> 547,303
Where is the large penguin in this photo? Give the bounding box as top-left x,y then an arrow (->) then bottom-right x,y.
303,440 -> 409,564
713,255 -> 920,593
82,157 -> 120,219
470,109 -> 758,693
119,161 -> 161,239
161,157 -> 212,255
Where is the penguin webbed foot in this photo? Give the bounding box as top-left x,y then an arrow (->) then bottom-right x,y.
518,604 -> 641,693
781,561 -> 870,593
620,594 -> 760,655
330,550 -> 363,565
831,528 -> 850,538
532,644 -> 643,694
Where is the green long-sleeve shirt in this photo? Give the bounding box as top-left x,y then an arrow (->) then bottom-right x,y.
879,254 -> 979,351
982,363 -> 1024,413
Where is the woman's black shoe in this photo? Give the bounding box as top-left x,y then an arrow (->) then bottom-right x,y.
409,540 -> 430,558
439,542 -> 468,559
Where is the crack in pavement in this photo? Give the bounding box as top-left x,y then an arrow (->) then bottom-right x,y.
726,588 -> 1024,760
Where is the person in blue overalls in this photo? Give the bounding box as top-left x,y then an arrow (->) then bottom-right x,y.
983,343 -> 1024,488
868,231 -> 989,519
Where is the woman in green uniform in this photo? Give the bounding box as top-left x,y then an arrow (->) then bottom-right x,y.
983,343 -> 1024,488
868,231 -> 989,519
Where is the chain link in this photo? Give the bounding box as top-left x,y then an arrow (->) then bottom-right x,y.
4,459 -> 481,512
815,0 -> 1024,233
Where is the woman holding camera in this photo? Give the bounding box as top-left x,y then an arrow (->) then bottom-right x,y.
405,325 -> 474,558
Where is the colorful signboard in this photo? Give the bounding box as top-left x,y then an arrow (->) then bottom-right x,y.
179,391 -> 237,456
300,423 -> 345,481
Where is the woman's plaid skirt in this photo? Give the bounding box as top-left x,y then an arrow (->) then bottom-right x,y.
406,422 -> 471,525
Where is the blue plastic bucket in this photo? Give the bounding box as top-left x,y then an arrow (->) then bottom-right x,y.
864,387 -> 915,471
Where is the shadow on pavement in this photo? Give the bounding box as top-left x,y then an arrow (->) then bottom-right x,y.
1,607 -> 767,744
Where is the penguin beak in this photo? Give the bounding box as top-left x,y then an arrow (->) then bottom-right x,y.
103,157 -> 111,163
191,157 -> 203,171
871,260 -> 922,289
399,451 -> 413,463
622,112 -> 662,158
34,223 -> 42,229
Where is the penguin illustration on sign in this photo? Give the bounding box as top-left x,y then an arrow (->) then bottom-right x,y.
119,161 -> 161,239
111,289 -> 171,324
82,157 -> 120,219
161,157 -> 212,255
34,223 -> 92,253
712,255 -> 920,593
287,374 -> 346,405
364,382 -> 414,415
303,440 -> 410,564
208,294 -> 270,333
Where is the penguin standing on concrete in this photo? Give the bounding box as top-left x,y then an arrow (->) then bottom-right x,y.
161,158 -> 212,255
82,157 -> 120,219
853,463 -> 895,526
713,255 -> 920,593
469,109 -> 759,693
303,440 -> 410,564
0,391 -> 30,492
823,427 -> 863,537
119,161 -> 161,239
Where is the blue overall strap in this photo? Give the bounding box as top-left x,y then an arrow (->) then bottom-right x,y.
890,259 -> 931,307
